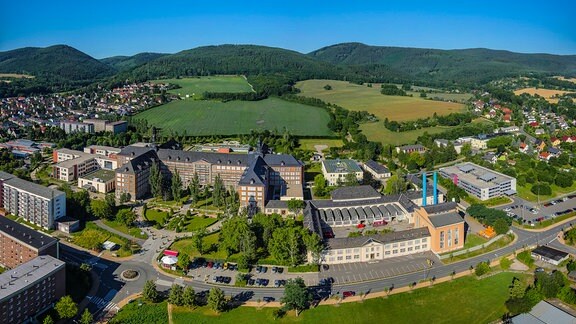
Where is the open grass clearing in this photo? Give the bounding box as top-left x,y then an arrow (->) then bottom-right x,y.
167,272 -> 528,324
516,181 -> 576,202
111,300 -> 168,324
296,79 -> 465,122
151,76 -> 253,99
170,232 -> 229,260
514,87 -> 575,103
299,138 -> 344,151
135,97 -> 333,136
360,122 -> 453,145
166,215 -> 218,232
102,219 -> 148,239
444,234 -> 513,263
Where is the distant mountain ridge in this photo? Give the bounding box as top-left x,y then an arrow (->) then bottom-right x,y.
308,43 -> 576,84
0,45 -> 116,82
1,43 -> 575,92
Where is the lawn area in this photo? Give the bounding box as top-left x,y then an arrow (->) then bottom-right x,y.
72,222 -> 137,256
445,234 -> 514,263
169,272 -> 527,324
516,182 -> 576,202
152,76 -> 253,99
145,209 -> 169,225
463,233 -> 489,250
299,138 -> 344,151
102,219 -> 148,239
166,215 -> 218,232
296,80 -> 465,122
111,300 -> 168,324
170,232 -> 229,260
360,122 -> 453,145
134,97 -> 333,136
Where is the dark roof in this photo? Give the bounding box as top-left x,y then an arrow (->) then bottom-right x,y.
156,149 -> 300,168
398,144 -> 426,151
364,160 -> 389,174
331,185 -> 381,201
325,227 -> 430,249
422,202 -> 457,215
117,149 -> 158,174
0,217 -> 57,250
310,189 -> 435,209
429,212 -> 464,228
532,245 -> 569,261
117,145 -> 154,158
303,203 -> 322,237
238,156 -> 267,186
265,200 -> 288,209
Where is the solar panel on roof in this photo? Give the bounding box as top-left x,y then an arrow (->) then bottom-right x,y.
458,164 -> 475,173
478,172 -> 497,182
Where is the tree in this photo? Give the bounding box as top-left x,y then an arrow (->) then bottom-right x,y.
55,295 -> 78,320
105,193 -> 116,211
286,199 -> 305,216
269,227 -> 304,266
303,232 -> 323,265
169,284 -> 184,306
207,287 -> 227,313
192,228 -> 206,254
189,172 -> 200,204
213,174 -> 225,207
219,216 -> 252,256
171,169 -> 183,201
43,315 -> 54,324
177,252 -> 191,270
384,173 -> 406,195
80,308 -> 93,324
182,286 -> 196,307
149,160 -> 162,198
493,218 -> 510,235
323,84 -> 332,90
475,261 -> 490,276
119,192 -> 131,204
343,172 -> 358,186
90,199 -> 113,219
281,277 -> 311,316
510,277 -> 526,299
116,209 -> 137,227
313,174 -> 326,197
143,280 -> 159,302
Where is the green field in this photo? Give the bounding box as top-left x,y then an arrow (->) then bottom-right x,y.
360,122 -> 453,145
299,138 -> 344,151
296,80 -> 465,122
152,76 -> 253,99
166,272 -> 527,324
135,97 -> 333,136
170,232 -> 229,260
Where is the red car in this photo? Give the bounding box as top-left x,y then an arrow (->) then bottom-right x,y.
207,261 -> 214,268
342,291 -> 355,298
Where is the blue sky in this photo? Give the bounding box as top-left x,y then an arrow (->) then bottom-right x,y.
1,1 -> 575,58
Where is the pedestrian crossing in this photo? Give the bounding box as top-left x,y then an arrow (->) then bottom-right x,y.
87,294 -> 118,313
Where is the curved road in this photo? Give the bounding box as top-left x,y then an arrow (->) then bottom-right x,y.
60,218 -> 574,318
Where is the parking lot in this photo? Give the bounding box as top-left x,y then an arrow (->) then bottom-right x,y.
499,194 -> 576,225
186,260 -> 320,287
320,251 -> 439,285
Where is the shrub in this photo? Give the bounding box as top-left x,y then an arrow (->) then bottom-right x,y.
500,257 -> 512,270
517,250 -> 534,267
475,261 -> 490,276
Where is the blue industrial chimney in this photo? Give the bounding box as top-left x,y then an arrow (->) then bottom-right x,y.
422,172 -> 427,206
433,172 -> 438,205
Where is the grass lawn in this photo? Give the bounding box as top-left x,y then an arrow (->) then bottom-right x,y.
134,97 -> 333,136
72,222 -> 136,256
296,79 -> 465,122
152,76 -> 253,99
102,219 -> 148,239
145,209 -> 169,225
299,138 -> 344,151
516,182 -> 576,202
360,122 -> 453,145
111,300 -> 168,324
170,232 -> 230,260
170,272 -> 527,324
463,233 -> 489,249
184,216 -> 218,231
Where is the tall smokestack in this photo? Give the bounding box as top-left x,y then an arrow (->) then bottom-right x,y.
433,172 -> 438,205
422,172 -> 427,206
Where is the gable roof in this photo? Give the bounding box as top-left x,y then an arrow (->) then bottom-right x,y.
422,202 -> 458,215
325,227 -> 430,249
117,149 -> 158,174
331,185 -> 381,201
364,160 -> 389,174
429,211 -> 464,228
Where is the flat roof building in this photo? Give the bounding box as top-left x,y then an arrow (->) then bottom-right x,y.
0,216 -> 58,269
0,171 -> 66,229
78,169 -> 116,193
531,246 -> 569,266
0,255 -> 66,324
321,159 -> 363,186
439,162 -> 516,201
362,160 -> 391,180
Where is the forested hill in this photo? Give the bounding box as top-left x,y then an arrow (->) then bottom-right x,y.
0,45 -> 116,82
100,52 -> 168,72
308,43 -> 576,85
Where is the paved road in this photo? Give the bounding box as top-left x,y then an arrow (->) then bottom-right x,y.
62,214 -> 576,318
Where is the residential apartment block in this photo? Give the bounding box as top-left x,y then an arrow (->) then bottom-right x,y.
321,159 -> 363,186
0,217 -> 58,269
59,121 -> 94,134
439,162 -> 517,201
0,172 -> 66,229
0,255 -> 66,324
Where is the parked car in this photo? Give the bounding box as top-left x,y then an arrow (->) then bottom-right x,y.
263,297 -> 275,302
255,266 -> 262,273
247,279 -> 255,286
207,261 -> 214,269
222,276 -> 232,284
272,266 -> 278,273
342,291 -> 355,298
535,267 -> 545,274
276,267 -> 284,274
261,266 -> 268,273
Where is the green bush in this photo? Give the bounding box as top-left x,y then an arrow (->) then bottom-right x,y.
500,257 -> 512,270
288,264 -> 319,273
517,250 -> 534,267
475,261 -> 491,276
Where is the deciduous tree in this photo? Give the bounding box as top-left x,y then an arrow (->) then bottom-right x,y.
281,278 -> 311,316
207,287 -> 226,313
143,280 -> 159,302
55,295 -> 78,320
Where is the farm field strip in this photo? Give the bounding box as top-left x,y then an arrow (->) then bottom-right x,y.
151,76 -> 253,98
514,87 -> 575,103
